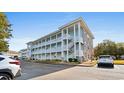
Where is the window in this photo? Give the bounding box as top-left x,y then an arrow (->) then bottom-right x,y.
0,57 -> 5,61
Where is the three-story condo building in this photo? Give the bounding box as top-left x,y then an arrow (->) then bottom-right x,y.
27,17 -> 94,62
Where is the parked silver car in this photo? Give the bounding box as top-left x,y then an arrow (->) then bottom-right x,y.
97,55 -> 114,68
0,55 -> 21,80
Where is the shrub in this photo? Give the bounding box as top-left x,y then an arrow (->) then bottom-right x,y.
74,58 -> 78,62
28,59 -> 62,64
69,58 -> 79,62
69,58 -> 73,62
52,59 -> 62,62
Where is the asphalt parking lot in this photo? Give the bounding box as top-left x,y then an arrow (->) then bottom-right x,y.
16,61 -> 74,80
16,61 -> 124,80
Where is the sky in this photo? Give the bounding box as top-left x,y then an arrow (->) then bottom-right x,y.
5,12 -> 124,51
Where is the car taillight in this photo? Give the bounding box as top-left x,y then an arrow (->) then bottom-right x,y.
9,61 -> 21,65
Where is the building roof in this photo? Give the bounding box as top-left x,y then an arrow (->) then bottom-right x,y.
59,17 -> 83,29
27,17 -> 94,44
20,49 -> 27,52
59,17 -> 94,39
1,50 -> 19,56
7,50 -> 19,54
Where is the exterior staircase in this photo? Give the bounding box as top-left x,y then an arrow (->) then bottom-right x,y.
68,37 -> 75,58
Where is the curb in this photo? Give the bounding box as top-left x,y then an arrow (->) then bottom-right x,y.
21,60 -> 96,67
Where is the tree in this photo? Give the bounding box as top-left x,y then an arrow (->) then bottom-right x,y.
0,12 -> 12,52
94,40 -> 124,59
94,40 -> 117,57
116,43 -> 124,59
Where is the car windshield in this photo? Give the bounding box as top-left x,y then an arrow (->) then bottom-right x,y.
99,56 -> 111,59
9,57 -> 15,59
9,57 -> 19,60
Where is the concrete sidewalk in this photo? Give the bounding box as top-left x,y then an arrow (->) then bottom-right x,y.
78,61 -> 97,67
31,64 -> 124,80
55,61 -> 96,67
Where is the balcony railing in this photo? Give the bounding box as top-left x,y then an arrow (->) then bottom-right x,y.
63,35 -> 73,40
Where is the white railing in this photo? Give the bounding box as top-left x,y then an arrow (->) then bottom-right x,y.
63,35 -> 72,39
45,40 -> 51,45
46,49 -> 50,53
56,48 -> 61,52
56,37 -> 61,41
63,45 -> 67,50
41,50 -> 46,53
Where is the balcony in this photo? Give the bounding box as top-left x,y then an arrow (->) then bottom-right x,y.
63,35 -> 73,40
45,40 -> 51,45
56,47 -> 61,52
56,37 -> 61,41
51,48 -> 57,53
41,50 -> 46,53
46,49 -> 51,53
63,45 -> 67,50
41,42 -> 46,46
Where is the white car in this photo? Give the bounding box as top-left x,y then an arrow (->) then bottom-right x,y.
97,55 -> 114,68
0,55 -> 21,80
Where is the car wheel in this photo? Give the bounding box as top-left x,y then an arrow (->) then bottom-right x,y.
0,73 -> 11,80
97,64 -> 100,67
111,64 -> 114,68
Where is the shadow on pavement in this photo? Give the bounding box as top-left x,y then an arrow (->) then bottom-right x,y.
16,61 -> 76,80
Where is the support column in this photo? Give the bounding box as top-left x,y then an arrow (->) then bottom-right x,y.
74,24 -> 76,58
40,46 -> 42,60
61,29 -> 64,61
56,34 -> 57,59
67,27 -> 69,62
50,36 -> 51,60
45,39 -> 46,60
78,22 -> 81,61
41,53 -> 42,60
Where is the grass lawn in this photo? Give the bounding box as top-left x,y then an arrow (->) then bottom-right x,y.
93,60 -> 124,65
114,60 -> 124,65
